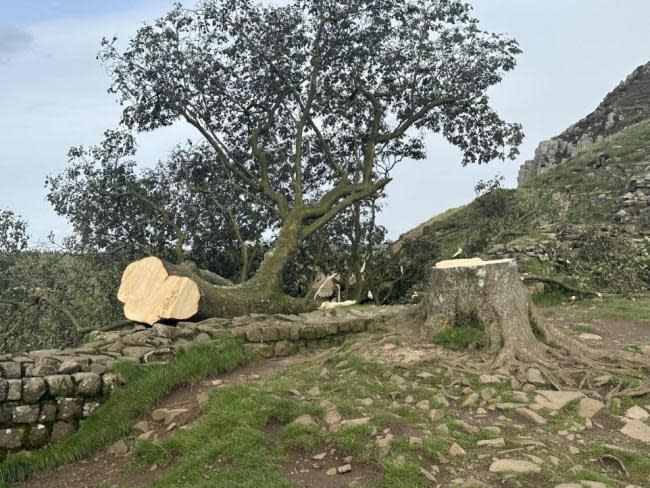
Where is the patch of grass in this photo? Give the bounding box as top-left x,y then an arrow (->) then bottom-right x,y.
571,323 -> 598,334
335,424 -> 377,463
148,385 -> 301,487
532,289 -> 573,306
587,442 -> 650,484
422,437 -> 449,463
579,295 -> 650,324
0,335 -> 249,485
431,324 -> 486,351
130,439 -> 171,471
380,456 -> 429,488
280,423 -> 326,453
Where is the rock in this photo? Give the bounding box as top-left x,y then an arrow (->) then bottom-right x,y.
26,423 -> 49,447
419,467 -> 437,482
624,405 -> 649,420
107,439 -> 129,456
409,436 -> 423,448
340,417 -> 371,427
326,467 -> 337,476
194,333 -> 211,343
429,408 -> 445,422
324,410 -> 342,425
337,464 -> 352,474
415,399 -> 429,410
58,360 -> 82,374
477,438 -> 505,448
435,423 -> 449,434
312,452 -> 327,460
132,420 -> 151,434
22,377 -> 46,403
577,398 -> 604,419
44,375 -> 74,396
12,405 -> 40,423
307,386 -> 320,396
122,347 -> 154,360
57,398 -> 82,419
51,421 -> 76,442
620,419 -> 650,443
526,368 -> 546,384
534,390 -> 584,410
449,442 -> 466,456
0,428 -> 24,449
515,408 -> 546,425
291,414 -> 317,427
151,408 -> 189,425
568,446 -> 580,454
480,387 -> 497,401
592,374 -> 611,387
416,372 -> 434,379
461,393 -> 479,408
489,459 -> 541,474
578,333 -> 602,341
479,374 -> 501,384
0,362 -> 21,379
72,372 -> 102,396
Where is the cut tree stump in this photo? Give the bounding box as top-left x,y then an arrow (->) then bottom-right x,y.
419,257 -> 650,382
421,258 -> 556,368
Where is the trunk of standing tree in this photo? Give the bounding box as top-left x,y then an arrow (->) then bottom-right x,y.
118,216 -> 318,324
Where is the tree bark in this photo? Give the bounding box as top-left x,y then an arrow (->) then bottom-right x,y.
419,258 -> 650,381
420,258 -> 550,367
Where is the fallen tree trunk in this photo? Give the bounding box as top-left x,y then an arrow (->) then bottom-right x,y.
117,256 -> 315,324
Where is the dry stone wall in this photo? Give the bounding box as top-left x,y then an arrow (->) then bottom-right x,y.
0,305 -> 404,454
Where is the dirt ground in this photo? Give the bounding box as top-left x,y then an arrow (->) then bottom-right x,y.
16,301 -> 650,488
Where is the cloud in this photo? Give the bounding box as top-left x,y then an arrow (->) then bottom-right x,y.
0,24 -> 33,62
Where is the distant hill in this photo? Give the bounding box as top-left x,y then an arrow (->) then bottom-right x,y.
393,62 -> 650,293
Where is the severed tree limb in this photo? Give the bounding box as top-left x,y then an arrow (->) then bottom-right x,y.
522,274 -> 601,298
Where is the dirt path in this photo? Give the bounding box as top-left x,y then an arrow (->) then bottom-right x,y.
19,356 -> 302,488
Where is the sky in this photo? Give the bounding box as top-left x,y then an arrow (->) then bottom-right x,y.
1,1 -> 649,243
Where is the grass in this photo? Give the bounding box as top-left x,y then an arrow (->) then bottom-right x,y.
431,323 -> 486,350
579,295 -> 650,324
280,423 -> 326,453
0,334 -> 249,485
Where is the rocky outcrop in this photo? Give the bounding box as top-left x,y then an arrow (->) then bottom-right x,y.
518,61 -> 650,186
0,305 -> 405,454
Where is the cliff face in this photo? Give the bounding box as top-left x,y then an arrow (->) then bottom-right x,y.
518,60 -> 650,186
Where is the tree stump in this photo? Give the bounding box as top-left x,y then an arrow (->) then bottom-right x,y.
420,258 -> 551,368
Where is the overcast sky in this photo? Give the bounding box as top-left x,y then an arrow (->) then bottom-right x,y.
1,0 -> 649,242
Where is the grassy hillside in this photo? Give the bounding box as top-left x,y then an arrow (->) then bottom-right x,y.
393,120 -> 650,292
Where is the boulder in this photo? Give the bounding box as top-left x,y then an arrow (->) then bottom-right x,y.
44,375 -> 74,396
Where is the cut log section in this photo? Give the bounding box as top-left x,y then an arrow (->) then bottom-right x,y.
117,257 -> 204,325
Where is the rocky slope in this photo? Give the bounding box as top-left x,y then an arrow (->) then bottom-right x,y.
518,60 -> 650,185
393,62 -> 650,293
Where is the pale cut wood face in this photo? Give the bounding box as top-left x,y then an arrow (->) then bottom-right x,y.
434,258 -> 515,269
118,256 -> 200,324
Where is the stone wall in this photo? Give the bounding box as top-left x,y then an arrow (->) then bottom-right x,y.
0,305 -> 403,454
518,60 -> 650,186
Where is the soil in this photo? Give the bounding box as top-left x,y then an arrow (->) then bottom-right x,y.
15,302 -> 650,488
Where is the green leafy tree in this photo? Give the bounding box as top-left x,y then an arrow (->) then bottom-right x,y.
84,0 -> 522,314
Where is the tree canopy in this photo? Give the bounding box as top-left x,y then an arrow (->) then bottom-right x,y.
94,0 -> 521,291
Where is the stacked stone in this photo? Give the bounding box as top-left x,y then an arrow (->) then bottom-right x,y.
0,358 -> 119,452
0,305 -> 406,454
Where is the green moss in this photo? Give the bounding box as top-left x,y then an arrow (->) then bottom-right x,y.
432,324 -> 486,351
